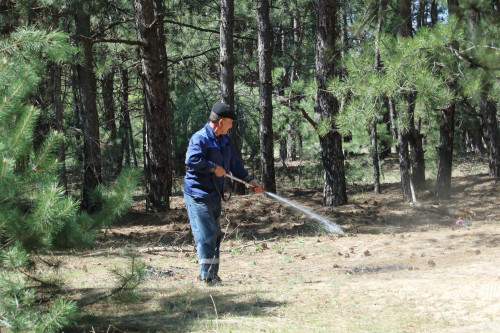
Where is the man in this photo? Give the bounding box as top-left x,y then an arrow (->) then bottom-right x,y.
184,101 -> 261,286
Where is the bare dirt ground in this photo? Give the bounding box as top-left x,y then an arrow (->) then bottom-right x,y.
59,156 -> 499,333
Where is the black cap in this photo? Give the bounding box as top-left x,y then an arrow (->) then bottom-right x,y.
212,102 -> 238,120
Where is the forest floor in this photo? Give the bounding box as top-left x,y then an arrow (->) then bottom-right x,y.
56,154 -> 499,333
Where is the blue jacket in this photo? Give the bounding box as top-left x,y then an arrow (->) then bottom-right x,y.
184,123 -> 251,202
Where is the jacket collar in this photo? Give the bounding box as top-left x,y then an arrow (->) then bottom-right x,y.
205,123 -> 228,145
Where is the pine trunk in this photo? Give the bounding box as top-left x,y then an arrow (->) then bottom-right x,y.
372,0 -> 383,193
118,68 -> 130,171
33,71 -> 51,152
397,106 -> 412,202
436,102 -> 456,200
397,0 -> 425,199
102,70 -> 120,176
389,97 -> 399,154
286,1 -> 302,162
53,64 -> 68,193
398,0 -> 413,37
407,92 -> 426,191
74,6 -> 102,213
134,0 -> 172,211
102,71 -> 117,141
370,116 -> 381,194
374,0 -> 391,159
257,0 -> 276,193
466,4 -> 500,178
220,0 -> 245,194
430,1 -> 438,26
480,90 -> 500,178
314,0 -> 347,206
70,70 -> 83,164
436,1 -> 460,199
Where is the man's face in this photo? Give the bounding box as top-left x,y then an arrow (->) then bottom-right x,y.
219,118 -> 233,135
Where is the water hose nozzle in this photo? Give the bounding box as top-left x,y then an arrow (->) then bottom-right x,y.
226,174 -> 264,192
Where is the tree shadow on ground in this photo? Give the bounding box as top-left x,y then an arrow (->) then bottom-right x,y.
69,288 -> 286,332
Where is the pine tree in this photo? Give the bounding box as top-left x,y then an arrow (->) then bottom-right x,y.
0,28 -> 139,332
257,0 -> 277,193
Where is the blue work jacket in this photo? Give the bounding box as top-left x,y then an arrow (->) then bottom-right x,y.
184,123 -> 250,202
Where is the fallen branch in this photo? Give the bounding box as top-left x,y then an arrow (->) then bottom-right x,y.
138,245 -> 195,253
139,236 -> 280,254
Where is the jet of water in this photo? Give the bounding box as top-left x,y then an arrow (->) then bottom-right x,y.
225,173 -> 344,235
265,192 -> 344,235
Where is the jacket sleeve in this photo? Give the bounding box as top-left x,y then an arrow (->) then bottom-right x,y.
185,134 -> 216,173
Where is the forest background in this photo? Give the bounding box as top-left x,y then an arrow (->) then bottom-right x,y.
0,0 -> 499,331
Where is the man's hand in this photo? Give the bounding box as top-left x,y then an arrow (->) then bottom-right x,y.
248,180 -> 263,193
214,165 -> 226,177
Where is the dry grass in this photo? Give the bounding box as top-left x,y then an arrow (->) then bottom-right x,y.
49,154 -> 499,333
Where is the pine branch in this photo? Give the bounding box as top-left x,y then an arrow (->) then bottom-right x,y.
32,131 -> 59,171
32,158 -> 58,173
169,47 -> 219,65
0,315 -> 12,329
80,255 -> 145,306
0,55 -> 6,70
92,38 -> 148,47
53,199 -> 77,221
0,158 -> 6,180
8,105 -> 35,153
299,107 -> 318,130
112,167 -> 137,215
39,298 -> 77,332
163,19 -> 256,41
40,303 -> 66,332
91,19 -> 133,39
448,45 -> 500,70
1,71 -> 28,114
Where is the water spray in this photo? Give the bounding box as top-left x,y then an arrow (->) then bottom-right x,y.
226,174 -> 344,235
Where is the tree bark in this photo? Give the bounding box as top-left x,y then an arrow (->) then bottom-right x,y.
220,0 -> 245,194
397,0 -> 426,197
102,71 -> 117,141
466,3 -> 500,178
288,3 -> 301,162
70,70 -> 83,164
53,63 -> 68,193
102,70 -> 120,176
417,0 -> 426,28
407,92 -> 426,191
314,0 -> 347,206
388,97 -> 399,153
134,0 -> 172,211
436,101 -> 456,199
371,0 -> 384,194
257,0 -> 276,193
370,116 -> 381,194
375,0 -> 391,160
74,5 -> 102,213
435,0 -> 461,199
283,1 -> 303,162
430,1 -> 438,26
398,0 -> 413,37
397,102 -> 412,202
479,89 -> 500,178
33,74 -> 51,153
118,68 -> 130,172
